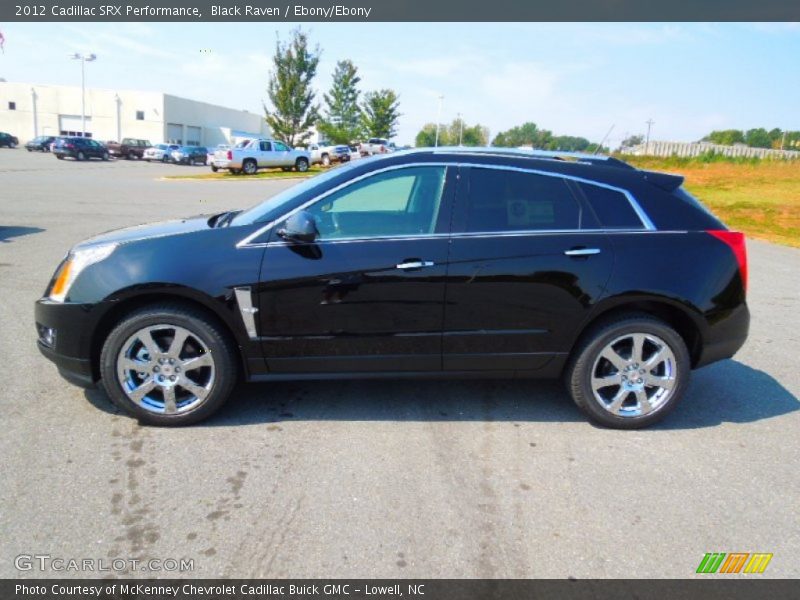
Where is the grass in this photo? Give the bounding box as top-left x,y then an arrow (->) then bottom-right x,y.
620,155 -> 800,248
163,166 -> 323,181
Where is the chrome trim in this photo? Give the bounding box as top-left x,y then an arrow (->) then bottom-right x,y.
233,287 -> 259,340
397,260 -> 435,270
564,248 -> 601,256
236,161 -> 655,248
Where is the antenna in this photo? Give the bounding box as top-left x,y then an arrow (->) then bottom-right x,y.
594,124 -> 615,155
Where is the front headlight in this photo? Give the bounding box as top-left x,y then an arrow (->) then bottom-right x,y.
49,243 -> 118,302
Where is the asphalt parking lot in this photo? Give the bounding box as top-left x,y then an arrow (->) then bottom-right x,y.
1,149 -> 798,579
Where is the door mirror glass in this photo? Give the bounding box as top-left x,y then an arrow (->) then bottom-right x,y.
277,210 -> 319,243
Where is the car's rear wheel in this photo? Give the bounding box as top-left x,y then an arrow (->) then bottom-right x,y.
565,314 -> 689,429
100,304 -> 238,426
76,151 -> 86,161
210,165 -> 218,172
128,151 -> 136,160
102,151 -> 110,161
321,154 -> 331,166
56,155 -> 64,160
295,157 -> 309,172
242,159 -> 258,175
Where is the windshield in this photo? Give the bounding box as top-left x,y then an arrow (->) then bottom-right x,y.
230,161 -> 363,226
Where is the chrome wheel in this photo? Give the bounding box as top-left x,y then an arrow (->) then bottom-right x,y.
590,333 -> 677,418
116,324 -> 215,415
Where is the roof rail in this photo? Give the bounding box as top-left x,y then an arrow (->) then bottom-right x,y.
403,146 -> 634,169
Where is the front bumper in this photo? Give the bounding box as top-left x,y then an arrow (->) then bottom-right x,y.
34,298 -> 109,388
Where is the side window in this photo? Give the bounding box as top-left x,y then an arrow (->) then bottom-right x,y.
465,168 -> 580,232
578,183 -> 644,229
274,142 -> 289,152
302,166 -> 447,240
259,141 -> 272,151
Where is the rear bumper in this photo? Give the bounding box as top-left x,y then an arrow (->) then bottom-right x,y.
696,302 -> 750,368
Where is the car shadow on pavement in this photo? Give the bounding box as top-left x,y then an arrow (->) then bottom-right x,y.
0,225 -> 45,243
83,359 -> 798,429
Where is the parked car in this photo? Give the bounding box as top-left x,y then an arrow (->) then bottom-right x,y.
211,138 -> 310,175
0,132 -> 19,148
306,142 -> 351,166
52,137 -> 110,161
35,148 -> 749,428
359,137 -> 396,156
170,146 -> 208,165
49,137 -> 66,152
208,145 -> 229,169
25,136 -> 56,152
106,138 -> 152,160
143,144 -> 180,162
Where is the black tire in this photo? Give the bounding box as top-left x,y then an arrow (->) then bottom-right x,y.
162,154 -> 169,163
56,155 -> 64,160
99,303 -> 239,426
76,151 -> 86,161
565,313 -> 690,429
102,151 -> 110,161
128,151 -> 137,160
242,159 -> 258,175
210,165 -> 218,172
321,153 -> 331,166
295,157 -> 309,172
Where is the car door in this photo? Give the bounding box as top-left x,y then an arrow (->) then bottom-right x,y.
272,141 -> 292,167
254,164 -> 457,373
256,140 -> 274,167
443,165 -> 614,371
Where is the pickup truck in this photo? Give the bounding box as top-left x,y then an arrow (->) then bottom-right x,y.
306,142 -> 351,166
106,138 -> 152,159
358,137 -> 396,157
211,138 -> 311,174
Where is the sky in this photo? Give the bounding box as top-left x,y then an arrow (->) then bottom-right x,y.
0,22 -> 798,146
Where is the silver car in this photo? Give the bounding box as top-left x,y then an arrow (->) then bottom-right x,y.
212,138 -> 311,175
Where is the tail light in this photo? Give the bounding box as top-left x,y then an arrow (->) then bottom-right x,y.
226,150 -> 232,160
707,230 -> 748,291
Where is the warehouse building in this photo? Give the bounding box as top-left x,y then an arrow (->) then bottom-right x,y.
0,81 -> 269,146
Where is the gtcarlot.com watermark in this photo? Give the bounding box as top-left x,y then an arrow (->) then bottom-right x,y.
15,553 -> 194,573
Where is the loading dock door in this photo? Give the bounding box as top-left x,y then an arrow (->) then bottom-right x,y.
166,123 -> 183,144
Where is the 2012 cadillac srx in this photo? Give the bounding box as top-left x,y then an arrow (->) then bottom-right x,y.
35,148 -> 749,428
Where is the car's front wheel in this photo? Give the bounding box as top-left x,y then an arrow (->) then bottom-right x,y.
242,159 -> 258,175
565,314 -> 689,429
76,151 -> 86,161
99,304 -> 238,426
295,157 -> 309,172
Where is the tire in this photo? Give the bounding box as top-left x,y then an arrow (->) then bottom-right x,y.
565,313 -> 690,429
321,154 -> 331,166
99,303 -> 238,426
56,155 -> 64,160
27,148 -> 32,152
76,151 -> 86,161
210,165 -> 218,172
128,151 -> 136,160
102,151 -> 110,161
162,154 -> 169,163
242,159 -> 257,175
295,157 -> 309,172
9,142 -> 17,148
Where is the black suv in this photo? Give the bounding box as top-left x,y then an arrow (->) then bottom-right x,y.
25,135 -> 56,152
53,137 -> 110,161
35,149 -> 749,428
0,132 -> 19,148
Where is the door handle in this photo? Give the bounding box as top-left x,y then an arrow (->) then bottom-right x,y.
564,248 -> 601,256
396,260 -> 435,270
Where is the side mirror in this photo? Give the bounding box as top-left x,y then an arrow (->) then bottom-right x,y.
277,210 -> 319,244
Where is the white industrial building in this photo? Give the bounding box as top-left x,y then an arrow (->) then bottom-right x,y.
0,81 -> 270,146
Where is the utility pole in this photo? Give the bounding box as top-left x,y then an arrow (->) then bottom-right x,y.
457,112 -> 464,145
71,53 -> 97,137
434,94 -> 444,147
645,118 -> 655,154
781,130 -> 787,151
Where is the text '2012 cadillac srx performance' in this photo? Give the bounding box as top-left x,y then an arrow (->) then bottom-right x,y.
35,148 -> 749,428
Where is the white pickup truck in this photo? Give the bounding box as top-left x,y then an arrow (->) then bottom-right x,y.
211,138 -> 311,175
358,138 -> 397,157
306,142 -> 352,166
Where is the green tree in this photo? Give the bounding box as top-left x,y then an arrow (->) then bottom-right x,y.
361,89 -> 400,139
703,129 -> 745,146
264,28 -> 320,147
414,119 -> 489,147
492,122 -> 552,148
415,123 -> 439,147
547,135 -> 592,151
317,59 -> 363,145
619,134 -> 644,151
744,128 -> 772,149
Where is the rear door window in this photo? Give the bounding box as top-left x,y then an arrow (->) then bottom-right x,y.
461,168 -> 581,232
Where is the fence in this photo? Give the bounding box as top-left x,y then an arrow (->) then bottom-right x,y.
629,141 -> 800,160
